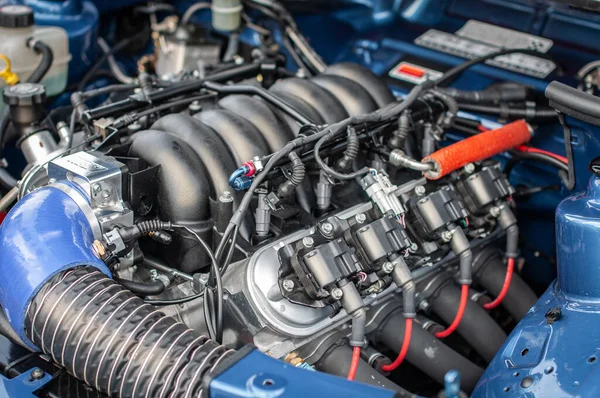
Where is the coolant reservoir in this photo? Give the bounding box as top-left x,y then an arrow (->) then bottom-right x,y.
0,5 -> 71,109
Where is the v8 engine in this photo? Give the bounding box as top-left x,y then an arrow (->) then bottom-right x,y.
1,0 -> 600,397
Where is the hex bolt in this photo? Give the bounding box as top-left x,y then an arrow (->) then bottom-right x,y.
414,185 -> 426,196
418,300 -> 431,312
188,100 -> 202,113
463,163 -> 476,174
219,191 -> 233,202
321,222 -> 334,235
382,262 -> 395,274
302,236 -> 314,248
331,288 -> 343,300
355,213 -> 367,224
489,206 -> 501,218
441,230 -> 454,242
92,183 -> 102,195
409,242 -> 419,253
283,279 -> 295,292
149,269 -> 158,281
30,368 -> 44,380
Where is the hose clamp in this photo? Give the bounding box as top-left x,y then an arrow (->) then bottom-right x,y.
51,181 -> 102,240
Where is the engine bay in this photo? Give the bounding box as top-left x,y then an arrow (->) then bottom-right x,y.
1,0 -> 600,397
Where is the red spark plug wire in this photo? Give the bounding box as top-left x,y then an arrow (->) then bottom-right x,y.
381,318 -> 413,372
435,284 -> 469,339
347,347 -> 361,380
483,257 -> 515,310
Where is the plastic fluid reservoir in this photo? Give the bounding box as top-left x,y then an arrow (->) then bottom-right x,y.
0,5 -> 71,110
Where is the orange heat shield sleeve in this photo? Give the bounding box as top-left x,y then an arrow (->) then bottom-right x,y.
422,120 -> 532,180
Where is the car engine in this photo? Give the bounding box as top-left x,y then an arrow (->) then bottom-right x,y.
1,0 -> 600,397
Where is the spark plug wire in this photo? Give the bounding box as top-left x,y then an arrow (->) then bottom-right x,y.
347,347 -> 361,380
483,257 -> 516,310
381,318 -> 413,372
435,284 -> 469,339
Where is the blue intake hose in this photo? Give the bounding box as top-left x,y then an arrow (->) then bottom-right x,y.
0,182 -> 110,350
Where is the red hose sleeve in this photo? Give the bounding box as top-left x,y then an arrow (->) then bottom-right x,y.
381,318 -> 413,372
423,120 -> 532,180
347,347 -> 361,381
483,257 -> 515,310
435,284 -> 469,339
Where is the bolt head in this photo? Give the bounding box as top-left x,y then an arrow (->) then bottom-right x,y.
30,368 -> 44,380
409,242 -> 419,253
489,206 -> 501,218
331,288 -> 343,300
414,185 -> 426,196
92,183 -> 102,194
463,163 -> 476,174
382,262 -> 395,274
355,213 -> 367,224
302,236 -> 314,248
219,190 -> 233,203
418,300 -> 430,312
321,222 -> 334,235
441,230 -> 453,242
283,279 -> 295,292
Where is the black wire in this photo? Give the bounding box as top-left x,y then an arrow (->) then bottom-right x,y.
557,112 -> 576,190
220,225 -> 240,275
204,287 -> 217,339
314,130 -> 370,180
77,30 -> 148,91
436,48 -> 557,88
171,224 -> 224,343
504,151 -> 569,178
145,291 -> 205,306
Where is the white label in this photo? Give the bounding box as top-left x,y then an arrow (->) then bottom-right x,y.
415,29 -> 556,79
457,20 -> 553,53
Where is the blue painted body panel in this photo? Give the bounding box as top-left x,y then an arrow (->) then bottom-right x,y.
209,349 -> 396,398
472,281 -> 600,397
0,182 -> 110,350
473,174 -> 600,396
0,368 -> 52,397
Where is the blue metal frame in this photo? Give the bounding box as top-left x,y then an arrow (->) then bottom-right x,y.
0,368 -> 52,398
209,350 -> 396,398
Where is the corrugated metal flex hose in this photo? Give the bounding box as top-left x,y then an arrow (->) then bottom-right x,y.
25,266 -> 234,398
